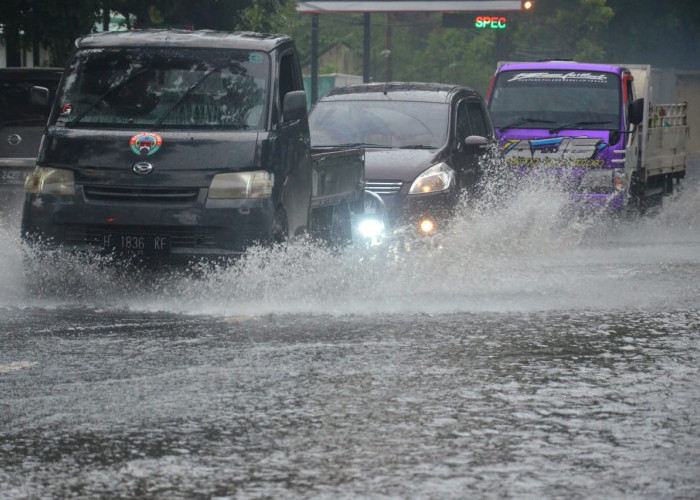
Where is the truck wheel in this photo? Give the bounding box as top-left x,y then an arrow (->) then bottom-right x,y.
272,206 -> 288,244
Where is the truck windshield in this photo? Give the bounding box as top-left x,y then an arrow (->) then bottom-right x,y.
309,100 -> 449,149
54,47 -> 269,130
488,70 -> 621,131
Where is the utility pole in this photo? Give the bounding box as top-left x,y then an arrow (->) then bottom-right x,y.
311,13 -> 319,103
384,13 -> 392,82
363,13 -> 371,83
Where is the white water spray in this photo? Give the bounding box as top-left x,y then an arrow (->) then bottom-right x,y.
2,155 -> 700,316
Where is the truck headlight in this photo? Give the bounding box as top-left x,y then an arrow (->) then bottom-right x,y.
580,168 -> 627,193
24,167 -> 75,196
208,171 -> 273,199
408,163 -> 455,195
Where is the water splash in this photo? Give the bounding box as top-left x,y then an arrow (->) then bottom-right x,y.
2,156 -> 700,316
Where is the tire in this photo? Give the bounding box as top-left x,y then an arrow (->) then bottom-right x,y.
272,205 -> 289,244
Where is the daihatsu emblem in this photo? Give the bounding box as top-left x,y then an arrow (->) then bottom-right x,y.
133,162 -> 154,175
7,134 -> 22,146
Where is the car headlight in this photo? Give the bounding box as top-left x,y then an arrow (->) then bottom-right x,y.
357,217 -> 385,239
24,167 -> 75,196
208,171 -> 273,199
408,163 -> 455,195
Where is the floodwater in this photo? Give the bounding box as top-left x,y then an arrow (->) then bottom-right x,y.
1,163 -> 699,498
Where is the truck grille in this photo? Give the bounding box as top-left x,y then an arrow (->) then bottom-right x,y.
365,180 -> 403,195
83,186 -> 200,203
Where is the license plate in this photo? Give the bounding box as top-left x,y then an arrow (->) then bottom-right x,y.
102,233 -> 169,257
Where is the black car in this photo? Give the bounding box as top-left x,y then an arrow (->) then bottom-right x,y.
0,67 -> 63,216
309,82 -> 494,235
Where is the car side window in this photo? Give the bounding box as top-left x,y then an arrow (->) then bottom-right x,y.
466,98 -> 489,137
279,52 -> 302,103
456,100 -> 470,141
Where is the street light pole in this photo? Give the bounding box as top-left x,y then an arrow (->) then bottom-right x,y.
363,13 -> 371,83
311,13 -> 319,103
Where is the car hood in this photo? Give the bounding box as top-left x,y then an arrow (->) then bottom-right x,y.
364,148 -> 439,182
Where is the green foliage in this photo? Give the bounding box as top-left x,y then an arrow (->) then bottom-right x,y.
2,0 -> 699,79
510,0 -> 613,61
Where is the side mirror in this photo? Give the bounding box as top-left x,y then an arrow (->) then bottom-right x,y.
282,90 -> 307,122
463,135 -> 489,153
628,98 -> 644,126
29,85 -> 50,112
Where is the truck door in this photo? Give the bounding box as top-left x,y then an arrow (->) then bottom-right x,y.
275,48 -> 312,237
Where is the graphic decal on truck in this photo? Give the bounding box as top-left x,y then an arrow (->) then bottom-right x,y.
507,72 -> 609,84
130,133 -> 162,156
503,137 -> 608,168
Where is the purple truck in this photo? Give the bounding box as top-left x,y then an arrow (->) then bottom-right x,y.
487,61 -> 688,213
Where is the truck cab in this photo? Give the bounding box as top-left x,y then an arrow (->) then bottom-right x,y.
488,62 -> 639,210
487,61 -> 687,212
21,30 -> 363,266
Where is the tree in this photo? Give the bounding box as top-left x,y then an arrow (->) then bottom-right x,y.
0,0 -> 275,67
605,0 -> 700,70
509,0 -> 613,62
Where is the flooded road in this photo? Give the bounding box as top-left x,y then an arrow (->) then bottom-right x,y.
1,171 -> 700,498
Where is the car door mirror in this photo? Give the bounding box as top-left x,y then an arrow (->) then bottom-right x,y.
463,135 -> 489,153
283,90 -> 307,122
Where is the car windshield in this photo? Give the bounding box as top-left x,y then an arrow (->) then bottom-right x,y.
488,70 -> 621,131
54,47 -> 269,130
309,100 -> 449,149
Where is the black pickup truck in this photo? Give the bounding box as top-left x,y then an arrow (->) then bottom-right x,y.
0,67 -> 63,218
21,30 -> 365,265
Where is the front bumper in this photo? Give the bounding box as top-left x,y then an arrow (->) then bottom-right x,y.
569,191 -> 627,211
373,188 -> 458,233
21,188 -> 276,265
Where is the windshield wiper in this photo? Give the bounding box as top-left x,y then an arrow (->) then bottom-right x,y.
68,67 -> 152,127
548,121 -> 615,134
496,118 -> 556,132
498,117 -> 556,132
153,68 -> 217,127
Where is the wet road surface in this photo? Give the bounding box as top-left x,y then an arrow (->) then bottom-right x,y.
2,174 -> 700,498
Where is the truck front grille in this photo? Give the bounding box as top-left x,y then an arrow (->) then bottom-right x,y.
83,186 -> 200,203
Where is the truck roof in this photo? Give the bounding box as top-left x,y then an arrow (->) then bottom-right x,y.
75,29 -> 293,52
320,82 -> 477,103
498,61 -> 627,75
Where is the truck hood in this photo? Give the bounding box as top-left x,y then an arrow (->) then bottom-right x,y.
40,127 -> 262,187
364,148 -> 439,182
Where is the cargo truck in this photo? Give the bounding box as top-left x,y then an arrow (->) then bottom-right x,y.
487,61 -> 688,213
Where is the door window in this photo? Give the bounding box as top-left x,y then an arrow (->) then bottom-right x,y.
456,100 -> 470,140
466,99 -> 489,137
